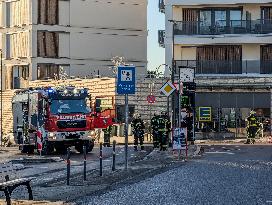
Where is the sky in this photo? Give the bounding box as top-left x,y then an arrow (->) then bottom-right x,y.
147,0 -> 165,71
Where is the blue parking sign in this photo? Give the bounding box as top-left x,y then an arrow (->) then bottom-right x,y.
117,66 -> 136,94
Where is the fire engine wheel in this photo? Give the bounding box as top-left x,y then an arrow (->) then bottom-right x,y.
75,141 -> 93,153
41,141 -> 54,155
55,143 -> 67,155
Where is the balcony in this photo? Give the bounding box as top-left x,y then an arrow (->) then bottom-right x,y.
159,0 -> 165,13
158,30 -> 165,47
174,20 -> 272,35
175,60 -> 272,75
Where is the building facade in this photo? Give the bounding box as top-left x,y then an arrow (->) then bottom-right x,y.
0,0 -> 147,90
159,0 -> 272,136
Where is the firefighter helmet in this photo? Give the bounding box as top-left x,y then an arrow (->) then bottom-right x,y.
133,113 -> 141,119
250,110 -> 256,115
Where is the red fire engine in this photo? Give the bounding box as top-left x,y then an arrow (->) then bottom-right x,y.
12,86 -> 114,154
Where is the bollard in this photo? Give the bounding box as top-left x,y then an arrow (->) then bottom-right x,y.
83,145 -> 87,181
66,147 -> 71,186
99,142 -> 103,176
112,140 -> 116,171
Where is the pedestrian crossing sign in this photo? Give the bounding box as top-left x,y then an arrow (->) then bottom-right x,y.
199,107 -> 212,122
160,81 -> 176,97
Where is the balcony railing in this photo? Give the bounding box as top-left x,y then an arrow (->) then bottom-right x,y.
158,30 -> 165,47
174,20 -> 272,35
175,60 -> 272,74
159,0 -> 165,13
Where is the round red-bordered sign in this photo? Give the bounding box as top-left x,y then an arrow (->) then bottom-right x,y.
147,95 -> 156,104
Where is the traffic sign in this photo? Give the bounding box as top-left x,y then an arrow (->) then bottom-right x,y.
117,66 -> 136,94
199,107 -> 212,122
147,95 -> 156,104
160,81 -> 176,97
173,128 -> 187,150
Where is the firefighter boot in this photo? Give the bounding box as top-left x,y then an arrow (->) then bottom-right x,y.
103,133 -> 111,147
140,134 -> 144,150
153,131 -> 159,149
134,135 -> 138,151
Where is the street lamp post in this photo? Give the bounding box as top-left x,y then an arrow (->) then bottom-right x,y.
169,20 -> 177,127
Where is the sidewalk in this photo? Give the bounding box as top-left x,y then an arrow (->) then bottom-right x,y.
195,136 -> 272,145
94,135 -> 153,145
0,145 -> 201,205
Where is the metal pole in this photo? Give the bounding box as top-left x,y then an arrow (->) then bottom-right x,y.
192,106 -> 195,143
178,68 -> 181,128
83,145 -> 87,181
149,83 -> 151,142
235,94 -> 238,138
167,96 -> 170,116
99,142 -> 103,176
270,89 -> 272,137
171,22 -> 176,128
0,50 -> 2,146
112,140 -> 116,171
66,147 -> 71,186
124,94 -> 129,171
218,93 -> 221,133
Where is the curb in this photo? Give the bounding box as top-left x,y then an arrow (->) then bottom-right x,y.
11,157 -> 63,164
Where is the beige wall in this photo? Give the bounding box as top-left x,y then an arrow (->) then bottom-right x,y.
243,5 -> 260,20
181,47 -> 197,60
59,0 -> 70,26
70,32 -> 146,62
242,44 -> 260,60
70,0 -> 147,30
173,6 -> 182,21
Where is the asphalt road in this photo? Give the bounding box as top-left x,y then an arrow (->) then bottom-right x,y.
76,144 -> 272,205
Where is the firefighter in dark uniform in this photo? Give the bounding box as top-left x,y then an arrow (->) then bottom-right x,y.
151,113 -> 160,149
103,125 -> 112,147
245,111 -> 260,144
158,111 -> 171,151
132,113 -> 145,151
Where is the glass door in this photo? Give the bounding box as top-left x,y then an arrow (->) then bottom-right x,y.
199,10 -> 212,34
214,10 -> 227,33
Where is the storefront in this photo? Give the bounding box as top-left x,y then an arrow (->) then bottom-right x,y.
195,92 -> 271,137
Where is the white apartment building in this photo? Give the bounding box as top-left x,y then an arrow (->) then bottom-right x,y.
159,0 -> 272,135
0,0 -> 147,90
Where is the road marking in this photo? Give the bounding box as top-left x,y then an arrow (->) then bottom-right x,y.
206,151 -> 235,155
266,200 -> 272,203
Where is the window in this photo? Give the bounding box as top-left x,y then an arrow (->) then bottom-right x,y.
261,44 -> 272,74
50,99 -> 90,115
37,64 -> 59,80
37,31 -> 59,58
198,8 -> 242,33
196,45 -> 242,74
230,10 -> 242,27
261,7 -> 272,20
214,10 -> 227,27
38,0 -> 58,25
